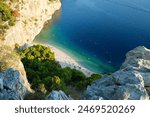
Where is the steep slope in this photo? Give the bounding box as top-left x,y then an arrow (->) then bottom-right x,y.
0,0 -> 61,99
0,0 -> 61,46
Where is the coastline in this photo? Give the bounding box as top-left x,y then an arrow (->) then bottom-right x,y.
3,0 -> 93,77
1,0 -> 61,47
33,42 -> 93,77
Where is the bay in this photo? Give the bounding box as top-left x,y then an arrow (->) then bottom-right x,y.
34,0 -> 150,73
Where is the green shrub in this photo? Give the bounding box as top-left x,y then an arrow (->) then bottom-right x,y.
86,74 -> 102,85
71,69 -> 86,82
37,83 -> 47,94
19,45 -> 55,61
0,1 -> 16,36
18,45 -> 62,93
60,67 -> 72,84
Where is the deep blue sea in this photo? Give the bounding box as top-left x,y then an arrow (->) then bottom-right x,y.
34,0 -> 150,73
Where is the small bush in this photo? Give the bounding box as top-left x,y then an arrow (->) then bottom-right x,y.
0,1 -> 16,36
71,69 -> 86,82
86,74 -> 102,85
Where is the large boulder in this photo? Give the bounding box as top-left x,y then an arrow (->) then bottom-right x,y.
83,46 -> 150,100
0,68 -> 27,100
121,46 -> 150,86
46,90 -> 73,100
83,70 -> 149,100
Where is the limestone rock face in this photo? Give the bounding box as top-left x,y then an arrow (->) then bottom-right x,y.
121,46 -> 150,87
1,0 -> 61,47
0,0 -> 61,100
83,70 -> 148,100
0,45 -> 32,93
83,46 -> 150,100
46,90 -> 73,100
0,68 -> 27,100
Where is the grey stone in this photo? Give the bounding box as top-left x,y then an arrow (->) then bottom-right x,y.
46,90 -> 73,100
83,70 -> 149,100
121,46 -> 150,86
112,84 -> 148,100
112,70 -> 144,86
83,47 -> 150,100
0,45 -> 32,92
0,76 -> 3,90
18,43 -> 33,51
0,68 -> 27,100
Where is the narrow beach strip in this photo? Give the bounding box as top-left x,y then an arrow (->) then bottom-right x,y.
33,42 -> 93,76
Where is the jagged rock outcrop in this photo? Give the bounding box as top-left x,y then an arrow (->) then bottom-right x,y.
0,68 -> 27,100
121,46 -> 150,86
46,90 -> 73,100
0,45 -> 32,92
1,0 -> 61,47
83,46 -> 150,100
83,71 -> 148,100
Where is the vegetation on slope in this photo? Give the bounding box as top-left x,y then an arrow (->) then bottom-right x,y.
0,1 -> 16,38
18,45 -> 102,99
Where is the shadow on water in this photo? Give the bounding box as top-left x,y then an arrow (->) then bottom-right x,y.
34,8 -> 62,41
43,8 -> 62,30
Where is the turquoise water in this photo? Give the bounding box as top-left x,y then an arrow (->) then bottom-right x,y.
34,0 -> 150,73
34,24 -> 114,73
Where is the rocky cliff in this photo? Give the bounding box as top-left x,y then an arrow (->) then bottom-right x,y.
1,0 -> 61,47
1,0 -> 150,100
83,46 -> 150,100
0,68 -> 27,100
0,0 -> 61,99
0,45 -> 32,93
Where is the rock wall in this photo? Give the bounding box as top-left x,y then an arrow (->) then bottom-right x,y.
1,0 -> 61,46
83,46 -> 150,100
0,45 -> 32,93
121,46 -> 150,87
0,0 -> 61,91
0,68 -> 27,100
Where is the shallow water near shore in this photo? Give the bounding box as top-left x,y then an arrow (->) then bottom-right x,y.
34,0 -> 150,73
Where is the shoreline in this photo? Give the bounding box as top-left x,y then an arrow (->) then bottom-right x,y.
33,42 -> 93,77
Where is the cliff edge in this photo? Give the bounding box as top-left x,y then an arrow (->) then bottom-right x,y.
0,0 -> 61,46
83,46 -> 150,100
0,0 -> 61,99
